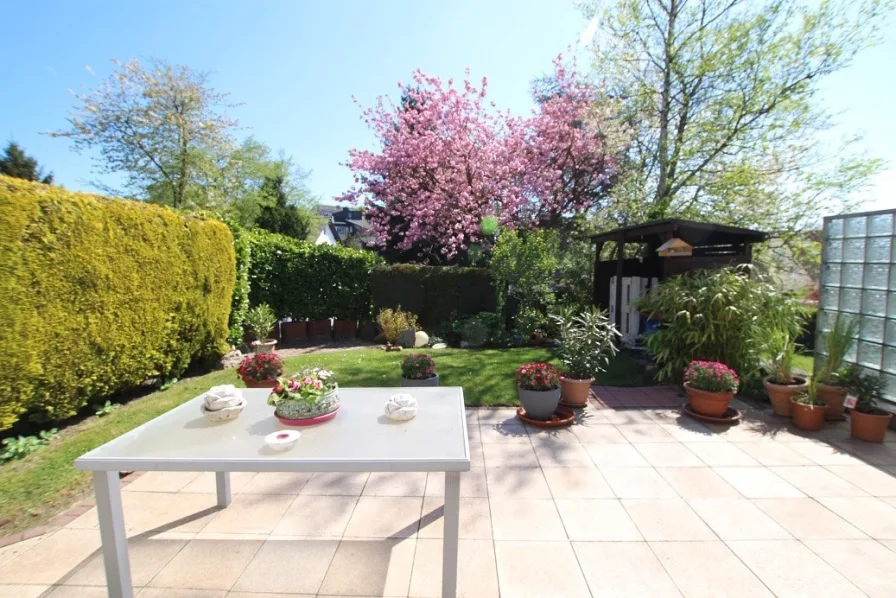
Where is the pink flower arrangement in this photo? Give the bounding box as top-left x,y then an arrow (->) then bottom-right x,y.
267,368 -> 337,406
515,362 -> 561,391
401,354 -> 436,380
684,361 -> 739,393
236,353 -> 283,382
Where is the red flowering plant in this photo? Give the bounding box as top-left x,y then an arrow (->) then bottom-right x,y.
515,362 -> 561,391
401,354 -> 436,380
683,361 -> 739,393
236,353 -> 283,382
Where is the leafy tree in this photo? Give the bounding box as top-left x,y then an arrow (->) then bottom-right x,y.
0,141 -> 53,184
255,174 -> 314,240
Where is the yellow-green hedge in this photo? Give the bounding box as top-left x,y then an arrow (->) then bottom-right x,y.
0,176 -> 235,430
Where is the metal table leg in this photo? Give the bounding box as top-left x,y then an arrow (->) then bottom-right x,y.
93,470 -> 133,598
216,471 -> 231,507
442,471 -> 461,598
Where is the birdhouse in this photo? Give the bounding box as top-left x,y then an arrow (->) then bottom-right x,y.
656,238 -> 693,257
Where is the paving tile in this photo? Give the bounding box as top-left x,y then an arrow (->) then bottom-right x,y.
732,442 -> 814,466
688,499 -> 792,540
318,537 -> 416,597
466,423 -> 481,443
650,541 -> 773,598
124,471 -> 201,493
478,408 -> 519,425
467,442 -> 485,467
182,472 -> 257,495
616,424 -> 676,443
408,538 -> 499,598
753,498 -> 867,540
142,590 -> 229,597
573,542 -> 681,597
583,443 -> 650,467
622,498 -> 715,541
714,467 -> 805,498
343,497 -> 423,539
226,593 -> 311,598
817,497 -> 896,538
524,425 -> 580,443
300,472 -> 369,496
465,408 -> 480,425
542,467 -> 614,499
362,472 -> 428,497
64,536 -> 187,587
0,535 -> 49,568
489,498 -> 567,541
236,472 -> 310,495
571,425 -> 628,444
0,585 -> 51,598
728,539 -> 865,598
479,423 -> 529,444
825,465 -> 896,496
531,439 -> 595,467
481,443 -> 539,468
271,495 -> 357,537
660,421 -> 725,443
148,538 -> 262,590
485,467 -> 551,498
123,492 -> 219,534
0,529 -> 101,585
230,538 -> 338,594
633,443 -> 703,467
806,539 -> 896,598
44,588 -> 111,598
769,466 -> 868,497
425,467 -> 488,498
555,498 -> 641,541
600,467 -> 678,498
656,467 -> 742,499
684,442 -> 760,467
600,410 -> 659,425
419,497 -> 492,540
494,540 -> 591,598
789,442 -> 866,466
834,440 -> 896,466
200,493 -> 293,535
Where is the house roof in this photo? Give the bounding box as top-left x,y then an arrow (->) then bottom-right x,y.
590,218 -> 768,247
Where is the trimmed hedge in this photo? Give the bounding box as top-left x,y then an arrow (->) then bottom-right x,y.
372,265 -> 496,329
0,176 -> 235,430
247,230 -> 378,321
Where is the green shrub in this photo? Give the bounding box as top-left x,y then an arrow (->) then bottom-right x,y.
0,176 -> 235,430
228,222 -> 252,345
376,307 -> 419,345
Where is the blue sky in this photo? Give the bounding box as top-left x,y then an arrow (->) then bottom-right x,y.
2,0 -> 894,213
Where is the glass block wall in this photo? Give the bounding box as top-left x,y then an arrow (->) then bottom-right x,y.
818,209 -> 896,405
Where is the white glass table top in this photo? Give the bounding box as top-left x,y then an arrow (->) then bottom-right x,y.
76,387 -> 470,472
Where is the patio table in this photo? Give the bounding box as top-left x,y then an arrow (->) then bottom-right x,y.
75,386 -> 470,598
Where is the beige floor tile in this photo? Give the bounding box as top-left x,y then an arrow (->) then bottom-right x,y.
0,585 -> 50,598
616,424 -> 676,443
125,471 -> 201,493
148,538 -> 262,590
633,443 -> 703,467
753,498 -> 867,540
494,540 -> 590,598
318,537 -> 416,597
479,423 -> 529,444
574,408 -> 613,425
140,589 -> 227,597
531,439 -> 595,467
419,497 -> 492,539
363,472 -> 428,496
542,467 -> 614,498
733,442 -> 814,466
408,538 -> 499,598
0,535 -> 49,568
272,495 -> 357,537
623,498 -> 715,541
485,467 -> 551,498
834,440 -> 896,466
807,539 -> 896,598
466,408 -> 480,425
524,425 -> 580,443
644,408 -> 685,424
201,493 -> 293,534
123,491 -> 220,534
236,472 -> 310,495
555,499 -> 641,541
818,497 -> 896,538
478,408 -> 518,425
466,423 -> 481,443
601,410 -> 659,425
573,542 -> 681,597
425,467 -> 488,498
660,421 -> 724,443
684,442 -> 760,467
714,467 -> 805,498
600,467 -> 678,498
0,529 -> 100,585
728,539 -> 865,598
688,499 -> 792,540
468,442 -> 485,467
230,538 -> 337,594
826,465 -> 896,496
481,443 -> 539,468
490,498 -> 566,541
789,442 -> 866,466
181,472 -> 256,495
650,541 -> 773,598
584,443 -> 650,467
300,472 -> 369,496
882,539 -> 896,552
226,593 -> 312,598
770,466 -> 868,497
44,588 -> 110,598
65,536 -> 187,587
344,497 -> 423,538
571,424 -> 628,444
656,467 -> 742,499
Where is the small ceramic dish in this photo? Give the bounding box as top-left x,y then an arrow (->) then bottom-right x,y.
200,398 -> 246,423
265,430 -> 301,451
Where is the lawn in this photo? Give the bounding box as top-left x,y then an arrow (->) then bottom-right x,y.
0,347 -> 651,534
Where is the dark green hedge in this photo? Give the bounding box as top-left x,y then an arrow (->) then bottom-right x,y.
0,176 -> 235,430
247,230 -> 378,320
372,265 -> 496,329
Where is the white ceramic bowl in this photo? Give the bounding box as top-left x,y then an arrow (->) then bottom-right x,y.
200,398 -> 246,423
265,430 -> 301,451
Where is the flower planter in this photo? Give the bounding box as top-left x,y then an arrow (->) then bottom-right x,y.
791,399 -> 825,431
684,384 -> 735,418
401,373 -> 439,387
560,377 -> 594,407
308,319 -> 332,339
281,321 -> 308,342
850,410 -> 893,443
333,319 -> 358,340
242,378 -> 277,389
517,387 -> 561,421
274,388 -> 340,425
817,383 -> 848,421
252,339 -> 277,354
764,376 -> 808,417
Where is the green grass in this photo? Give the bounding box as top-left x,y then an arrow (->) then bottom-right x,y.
792,353 -> 815,375
0,348 -> 650,533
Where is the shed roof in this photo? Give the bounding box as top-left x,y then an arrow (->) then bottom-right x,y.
590,218 -> 767,247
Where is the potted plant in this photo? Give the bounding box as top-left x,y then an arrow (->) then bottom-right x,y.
849,373 -> 891,442
816,315 -> 859,420
550,307 -> 619,407
791,379 -> 826,431
246,303 -> 279,353
236,352 -> 283,388
683,361 -> 739,417
400,353 -> 439,387
763,330 -> 808,417
515,362 -> 562,421
267,368 -> 339,425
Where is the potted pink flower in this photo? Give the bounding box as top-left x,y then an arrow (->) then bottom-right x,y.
683,360 -> 739,417
515,362 -> 561,421
400,354 -> 439,387
236,352 -> 283,388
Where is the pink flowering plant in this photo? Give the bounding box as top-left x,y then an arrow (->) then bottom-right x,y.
267,368 -> 337,406
236,353 -> 283,382
401,354 -> 436,380
683,361 -> 739,393
515,362 -> 561,391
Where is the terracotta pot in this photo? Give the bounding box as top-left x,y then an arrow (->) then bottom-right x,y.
817,383 -> 848,421
242,378 -> 277,389
517,387 -> 561,421
560,377 -> 594,407
684,384 -> 734,418
252,339 -> 277,354
401,373 -> 439,387
850,410 -> 893,443
309,319 -> 332,338
791,399 -> 825,431
333,319 -> 358,340
764,376 -> 808,417
281,321 -> 308,342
